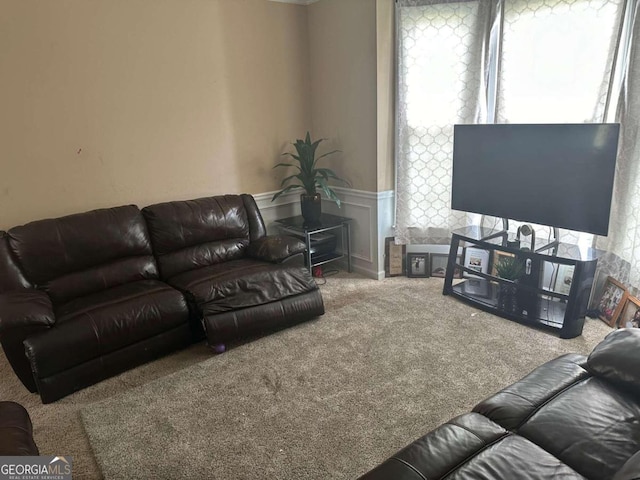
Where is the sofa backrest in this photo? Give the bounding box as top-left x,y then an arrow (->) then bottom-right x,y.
0,232 -> 31,293
587,328 -> 640,397
7,205 -> 159,305
142,194 -> 267,279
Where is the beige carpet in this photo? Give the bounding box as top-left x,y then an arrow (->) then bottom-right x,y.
0,274 -> 612,479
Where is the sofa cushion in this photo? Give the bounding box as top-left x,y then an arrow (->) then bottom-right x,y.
7,205 -> 157,304
167,258 -> 317,315
587,328 -> 640,396
359,413 -> 585,480
447,433 -> 586,479
515,376 -> 640,479
142,195 -> 256,279
24,280 -> 189,378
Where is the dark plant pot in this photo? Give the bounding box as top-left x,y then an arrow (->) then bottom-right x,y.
301,193 -> 322,226
498,282 -> 519,315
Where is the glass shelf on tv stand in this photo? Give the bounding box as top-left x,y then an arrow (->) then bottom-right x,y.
443,227 -> 604,339
452,226 -> 602,262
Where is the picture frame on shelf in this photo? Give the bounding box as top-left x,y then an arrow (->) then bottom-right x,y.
597,276 -> 628,327
430,253 -> 462,278
553,264 -> 575,296
407,252 -> 429,278
384,237 -> 406,277
463,247 -> 490,278
617,295 -> 640,329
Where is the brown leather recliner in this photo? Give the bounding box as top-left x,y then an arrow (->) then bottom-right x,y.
0,401 -> 39,456
142,194 -> 325,348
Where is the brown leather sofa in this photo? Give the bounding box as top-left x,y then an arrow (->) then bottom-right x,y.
358,328 -> 640,480
0,194 -> 323,403
0,401 -> 39,456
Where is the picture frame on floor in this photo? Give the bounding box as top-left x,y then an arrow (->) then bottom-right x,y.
597,276 -> 628,326
617,295 -> 640,329
384,237 -> 406,277
463,247 -> 490,278
407,252 -> 429,278
430,253 -> 462,278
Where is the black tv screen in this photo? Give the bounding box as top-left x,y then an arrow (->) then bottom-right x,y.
451,123 -> 620,236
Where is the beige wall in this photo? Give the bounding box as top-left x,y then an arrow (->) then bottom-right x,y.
308,0 -> 378,193
0,0 -> 311,229
376,0 -> 395,192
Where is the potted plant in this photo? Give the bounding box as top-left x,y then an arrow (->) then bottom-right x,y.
494,256 -> 525,314
271,132 -> 350,225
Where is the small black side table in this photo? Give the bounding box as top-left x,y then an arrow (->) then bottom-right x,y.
274,214 -> 352,273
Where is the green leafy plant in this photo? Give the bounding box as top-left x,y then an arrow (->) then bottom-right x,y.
271,132 -> 350,207
494,256 -> 525,281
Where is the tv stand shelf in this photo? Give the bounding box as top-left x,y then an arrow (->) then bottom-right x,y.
443,227 -> 603,339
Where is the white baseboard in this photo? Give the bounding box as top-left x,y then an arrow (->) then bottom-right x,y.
253,188 -> 394,279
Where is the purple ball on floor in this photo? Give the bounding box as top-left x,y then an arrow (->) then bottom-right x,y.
212,343 -> 226,354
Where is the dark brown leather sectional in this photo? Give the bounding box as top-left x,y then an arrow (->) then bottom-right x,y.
359,328 -> 640,480
0,194 -> 324,403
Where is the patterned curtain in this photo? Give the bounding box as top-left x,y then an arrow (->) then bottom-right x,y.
395,0 -> 627,247
496,0 -> 626,246
394,0 -> 495,244
596,1 -> 640,295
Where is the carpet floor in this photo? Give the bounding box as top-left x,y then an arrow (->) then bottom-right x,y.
0,273 -> 612,479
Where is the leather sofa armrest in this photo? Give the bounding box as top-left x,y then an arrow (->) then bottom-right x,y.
0,290 -> 55,333
247,235 -> 306,263
472,353 -> 589,431
0,401 -> 39,456
0,290 -> 55,392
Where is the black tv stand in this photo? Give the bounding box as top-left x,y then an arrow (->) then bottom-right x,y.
443,226 -> 603,339
479,217 -> 560,254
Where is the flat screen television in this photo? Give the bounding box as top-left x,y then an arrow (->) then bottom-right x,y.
451,123 -> 620,236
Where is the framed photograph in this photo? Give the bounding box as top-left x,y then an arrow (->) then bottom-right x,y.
430,253 -> 462,278
553,264 -> 575,296
597,276 -> 628,326
407,253 -> 429,278
384,237 -> 406,277
617,295 -> 640,329
463,247 -> 490,278
490,250 -> 515,277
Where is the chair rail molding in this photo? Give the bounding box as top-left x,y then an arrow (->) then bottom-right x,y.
254,187 -> 394,279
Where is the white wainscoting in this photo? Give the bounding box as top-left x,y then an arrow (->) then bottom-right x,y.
253,188 -> 394,279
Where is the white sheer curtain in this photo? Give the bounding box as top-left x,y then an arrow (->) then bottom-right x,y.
395,0 -> 494,244
496,0 -> 626,246
596,1 -> 640,293
395,0 -> 630,250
